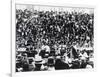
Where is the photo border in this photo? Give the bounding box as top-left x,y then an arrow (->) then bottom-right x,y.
11,0 -> 96,77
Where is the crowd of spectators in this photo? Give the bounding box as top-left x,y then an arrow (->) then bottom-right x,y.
16,8 -> 94,72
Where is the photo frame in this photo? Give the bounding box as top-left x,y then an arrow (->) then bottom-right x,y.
11,0 -> 95,77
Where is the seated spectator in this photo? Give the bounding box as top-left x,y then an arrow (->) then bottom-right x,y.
34,54 -> 43,71
55,56 -> 69,70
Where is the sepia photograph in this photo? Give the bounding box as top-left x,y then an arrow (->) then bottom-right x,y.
15,4 -> 94,72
